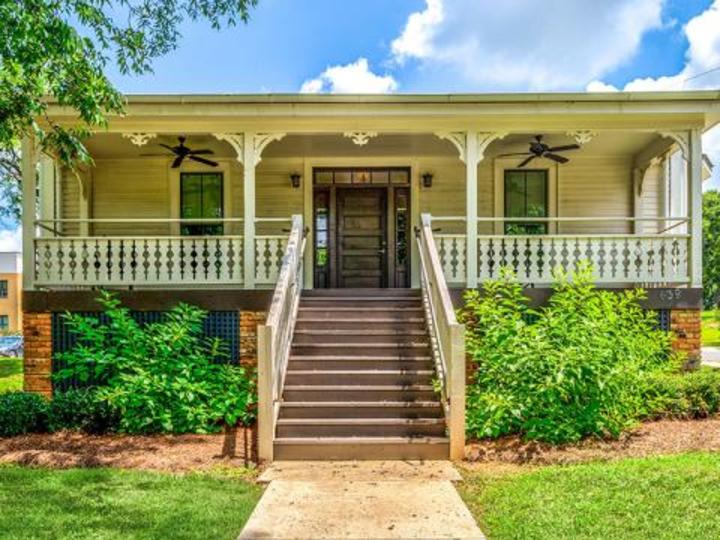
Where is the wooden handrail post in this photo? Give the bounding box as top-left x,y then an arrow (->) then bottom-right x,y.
257,324 -> 274,462
449,323 -> 466,461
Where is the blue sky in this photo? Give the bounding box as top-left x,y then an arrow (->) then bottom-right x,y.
2,0 -> 719,249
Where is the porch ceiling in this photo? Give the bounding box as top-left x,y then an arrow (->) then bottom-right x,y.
85,131 -> 661,161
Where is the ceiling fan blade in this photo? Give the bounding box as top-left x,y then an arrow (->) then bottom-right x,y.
544,153 -> 569,164
188,149 -> 214,155
518,155 -> 537,167
140,153 -> 171,157
497,152 -> 532,157
158,143 -> 176,152
547,144 -> 580,152
189,155 -> 219,167
171,155 -> 185,168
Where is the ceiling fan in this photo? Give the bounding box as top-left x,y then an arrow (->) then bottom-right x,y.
498,135 -> 580,167
142,136 -> 219,168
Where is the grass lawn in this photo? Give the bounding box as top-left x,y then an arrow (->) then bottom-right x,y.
459,452 -> 720,540
0,466 -> 262,540
702,310 -> 720,347
0,357 -> 23,393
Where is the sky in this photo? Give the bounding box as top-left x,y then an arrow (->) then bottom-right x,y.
2,0 -> 720,250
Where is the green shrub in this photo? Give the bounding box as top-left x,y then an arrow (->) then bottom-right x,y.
642,368 -> 720,419
54,291 -> 256,434
0,392 -> 49,437
47,389 -> 120,434
461,263 -> 678,444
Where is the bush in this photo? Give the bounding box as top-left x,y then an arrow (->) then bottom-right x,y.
47,389 -> 120,434
642,368 -> 720,419
0,392 -> 49,437
54,292 -> 256,434
460,263 -> 678,444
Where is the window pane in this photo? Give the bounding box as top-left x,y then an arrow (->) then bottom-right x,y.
181,175 -> 202,219
334,171 -> 351,184
0,280 -> 7,298
390,170 -> 409,184
371,171 -> 389,184
315,171 -> 333,184
353,170 -> 371,184
525,173 -> 547,218
201,174 -> 223,219
504,172 -> 526,217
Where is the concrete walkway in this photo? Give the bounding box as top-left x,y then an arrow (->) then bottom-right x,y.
703,347 -> 720,368
238,461 -> 485,539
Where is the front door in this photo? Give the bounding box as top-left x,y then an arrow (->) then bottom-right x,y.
312,167 -> 411,289
337,188 -> 387,288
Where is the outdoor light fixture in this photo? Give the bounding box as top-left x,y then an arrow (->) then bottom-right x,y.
290,172 -> 301,188
422,172 -> 434,188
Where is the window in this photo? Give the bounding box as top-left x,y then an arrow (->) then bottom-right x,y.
504,170 -> 548,234
0,316 -> 8,331
180,173 -> 224,236
0,280 -> 7,299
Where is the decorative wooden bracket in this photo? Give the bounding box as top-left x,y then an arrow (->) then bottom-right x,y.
122,133 -> 157,146
566,130 -> 597,145
343,131 -> 378,146
659,131 -> 690,161
213,133 -> 286,165
435,131 -> 507,165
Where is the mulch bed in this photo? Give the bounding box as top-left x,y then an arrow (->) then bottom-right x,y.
465,417 -> 720,467
1,419 -> 719,472
0,427 -> 257,472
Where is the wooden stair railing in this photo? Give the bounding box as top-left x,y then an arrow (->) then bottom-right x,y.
257,214 -> 306,462
415,213 -> 466,460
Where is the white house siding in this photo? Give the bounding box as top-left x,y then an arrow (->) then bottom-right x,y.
255,159 -> 304,235
60,167 -> 80,236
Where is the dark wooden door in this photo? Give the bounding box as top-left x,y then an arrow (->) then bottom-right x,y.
337,188 -> 387,288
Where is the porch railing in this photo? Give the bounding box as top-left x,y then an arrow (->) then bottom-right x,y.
416,213 -> 465,461
432,216 -> 691,286
257,215 -> 306,462
32,217 -> 289,288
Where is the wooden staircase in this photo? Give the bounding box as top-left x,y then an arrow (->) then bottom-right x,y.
273,288 -> 450,460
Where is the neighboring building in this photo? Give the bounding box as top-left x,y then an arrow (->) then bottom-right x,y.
20,91 -> 720,461
0,252 -> 22,333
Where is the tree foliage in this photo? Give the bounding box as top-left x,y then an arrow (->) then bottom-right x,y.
0,0 -> 258,218
703,190 -> 720,308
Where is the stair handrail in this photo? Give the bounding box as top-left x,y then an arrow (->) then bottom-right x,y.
415,213 -> 466,461
257,214 -> 306,462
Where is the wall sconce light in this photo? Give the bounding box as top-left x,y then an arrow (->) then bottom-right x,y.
290,172 -> 302,188
422,172 -> 434,188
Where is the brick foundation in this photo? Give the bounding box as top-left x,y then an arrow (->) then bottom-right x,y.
22,312 -> 53,397
670,308 -> 702,369
239,311 -> 266,369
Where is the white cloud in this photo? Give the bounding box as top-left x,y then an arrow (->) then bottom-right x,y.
388,0 -> 663,90
300,58 -> 398,94
391,0 -> 444,62
0,227 -> 21,252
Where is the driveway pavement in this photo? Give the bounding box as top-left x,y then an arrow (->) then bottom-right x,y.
239,461 -> 484,539
703,347 -> 720,368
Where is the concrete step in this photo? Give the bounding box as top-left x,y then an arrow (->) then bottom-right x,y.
283,384 -> 437,402
303,288 -> 421,297
278,401 -> 444,419
285,369 -> 435,386
273,436 -> 449,460
288,355 -> 434,370
276,418 -> 446,438
291,342 -> 430,356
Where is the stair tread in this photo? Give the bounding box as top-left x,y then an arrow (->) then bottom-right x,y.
280,400 -> 442,408
293,342 -> 429,347
302,296 -> 422,301
297,318 -> 425,323
274,436 -> 448,445
299,307 -> 423,312
287,369 -> 434,375
290,355 -> 431,360
284,384 -> 435,390
294,329 -> 427,335
277,417 -> 445,425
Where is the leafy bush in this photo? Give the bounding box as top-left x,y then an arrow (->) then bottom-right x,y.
460,263 -> 677,444
54,292 -> 256,434
641,368 -> 720,419
0,392 -> 48,437
47,389 -> 120,434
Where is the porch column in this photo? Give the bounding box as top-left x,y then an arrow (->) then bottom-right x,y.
243,132 -> 257,289
688,128 -> 703,288
465,131 -> 479,289
21,135 -> 37,290
37,155 -> 56,237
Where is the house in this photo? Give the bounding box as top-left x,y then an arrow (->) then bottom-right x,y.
0,252 -> 22,333
21,91 -> 720,461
